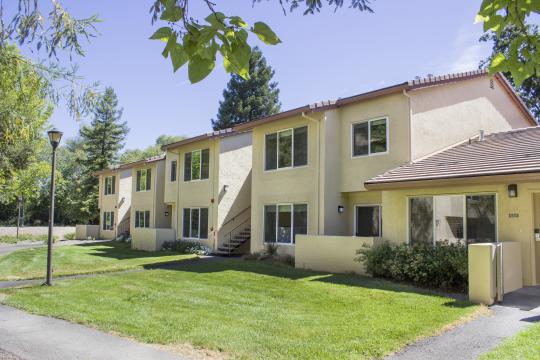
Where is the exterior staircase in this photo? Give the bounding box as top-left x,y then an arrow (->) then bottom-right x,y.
216,222 -> 251,256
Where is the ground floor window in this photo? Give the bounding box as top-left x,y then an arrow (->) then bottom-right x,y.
102,211 -> 114,231
355,205 -> 381,237
409,194 -> 496,245
135,210 -> 150,228
182,208 -> 208,239
264,203 -> 307,244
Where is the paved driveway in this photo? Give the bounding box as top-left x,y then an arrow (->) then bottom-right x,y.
388,286 -> 540,360
0,305 -> 185,360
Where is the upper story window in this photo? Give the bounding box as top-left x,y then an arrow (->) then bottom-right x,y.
265,126 -> 308,171
170,160 -> 177,182
352,117 -> 388,157
136,168 -> 151,192
104,175 -> 116,195
184,149 -> 209,181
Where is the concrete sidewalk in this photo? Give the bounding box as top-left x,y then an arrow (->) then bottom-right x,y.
387,287 -> 540,360
0,305 -> 186,360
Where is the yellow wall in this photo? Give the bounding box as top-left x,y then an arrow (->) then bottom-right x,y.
295,235 -> 378,274
409,76 -> 532,160
380,181 -> 540,286
98,170 -> 126,240
131,228 -> 175,251
130,160 -> 170,231
250,114 -> 321,256
340,92 -> 411,192
175,138 -> 218,249
164,152 -> 179,204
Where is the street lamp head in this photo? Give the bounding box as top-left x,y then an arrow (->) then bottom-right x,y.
47,129 -> 63,149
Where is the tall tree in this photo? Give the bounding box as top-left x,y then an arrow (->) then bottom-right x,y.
212,48 -> 280,130
0,45 -> 52,198
480,25 -> 540,122
79,87 -> 128,223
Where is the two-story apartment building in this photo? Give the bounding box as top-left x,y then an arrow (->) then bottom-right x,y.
161,129 -> 252,253
231,71 -> 536,282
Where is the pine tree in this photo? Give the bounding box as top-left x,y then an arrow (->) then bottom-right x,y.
78,87 -> 129,223
212,47 -> 281,130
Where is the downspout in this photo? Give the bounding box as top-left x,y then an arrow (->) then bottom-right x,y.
402,89 -> 413,162
301,111 -> 321,235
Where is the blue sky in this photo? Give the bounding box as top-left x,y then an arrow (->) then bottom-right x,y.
23,1 -> 492,150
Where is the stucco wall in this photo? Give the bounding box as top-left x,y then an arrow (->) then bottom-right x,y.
409,76 -> 532,160
339,92 -> 411,193
130,160 -> 168,230
131,228 -> 175,251
250,114 -> 321,256
164,151 -> 179,204
98,170 -> 122,239
217,133 -> 252,245
295,235 -> 378,274
117,169 -> 132,228
175,138 -> 218,249
380,181 -> 540,286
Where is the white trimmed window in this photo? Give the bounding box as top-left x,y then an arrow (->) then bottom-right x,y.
265,126 -> 308,171
264,203 -> 307,244
135,210 -> 150,228
352,118 -> 388,157
409,194 -> 496,245
184,149 -> 209,181
104,176 -> 116,195
182,208 -> 209,239
355,205 -> 381,237
170,160 -> 177,182
136,169 -> 151,192
102,211 -> 114,231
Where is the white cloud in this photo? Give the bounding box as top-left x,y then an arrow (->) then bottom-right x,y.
446,26 -> 491,73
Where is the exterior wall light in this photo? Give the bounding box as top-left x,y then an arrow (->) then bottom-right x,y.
508,184 -> 518,198
337,205 -> 344,213
223,184 -> 229,192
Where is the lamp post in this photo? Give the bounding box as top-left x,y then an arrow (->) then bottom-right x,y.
45,129 -> 63,286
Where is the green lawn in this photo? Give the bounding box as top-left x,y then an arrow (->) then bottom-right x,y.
2,259 -> 479,359
0,234 -> 56,244
480,322 -> 540,360
0,241 -> 195,281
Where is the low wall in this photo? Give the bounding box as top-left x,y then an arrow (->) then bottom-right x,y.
0,226 -> 76,239
295,235 -> 379,274
132,228 -> 176,251
75,225 -> 100,240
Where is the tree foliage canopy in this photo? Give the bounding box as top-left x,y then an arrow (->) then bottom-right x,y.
481,24 -> 540,121
212,47 -> 280,130
120,134 -> 186,164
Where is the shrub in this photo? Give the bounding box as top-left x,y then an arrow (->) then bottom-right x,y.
63,232 -> 76,240
161,240 -> 211,255
242,244 -> 295,267
356,241 -> 468,292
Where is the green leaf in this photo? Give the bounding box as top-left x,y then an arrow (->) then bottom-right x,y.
160,6 -> 184,22
251,22 -> 281,45
229,16 -> 248,28
188,54 -> 216,83
162,33 -> 177,58
171,44 -> 188,72
150,27 -> 173,42
205,12 -> 226,28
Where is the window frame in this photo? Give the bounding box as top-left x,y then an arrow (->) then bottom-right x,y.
406,193 -> 498,245
184,149 -> 210,182
262,203 -> 309,245
135,168 -> 151,192
104,176 -> 115,196
134,210 -> 151,228
354,204 -> 382,237
351,116 -> 389,158
264,125 -> 309,172
102,211 -> 114,231
170,160 -> 177,182
182,207 -> 209,240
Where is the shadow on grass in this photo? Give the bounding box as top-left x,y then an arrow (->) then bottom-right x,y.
143,257 -> 473,306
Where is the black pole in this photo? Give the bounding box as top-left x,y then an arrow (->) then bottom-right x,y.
45,147 -> 57,286
16,197 -> 21,241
